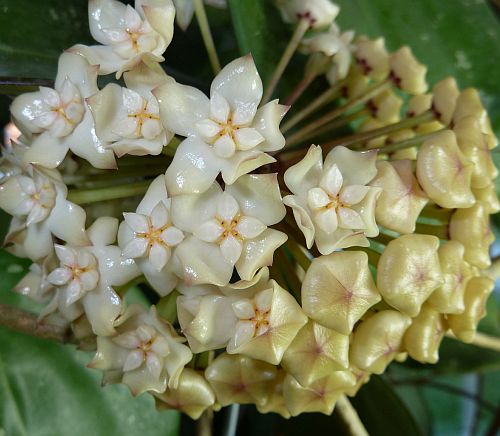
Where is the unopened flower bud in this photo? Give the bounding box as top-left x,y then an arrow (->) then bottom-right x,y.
256,370 -> 290,418
302,251 -> 381,335
282,320 -> 350,387
276,0 -> 340,29
447,277 -> 494,343
370,160 -> 428,234
350,310 -> 411,374
449,203 -> 493,269
416,130 -> 474,209
283,371 -> 355,416
344,366 -> 371,397
432,77 -> 460,126
377,234 -> 442,317
407,94 -> 443,135
472,184 -> 500,214
354,37 -> 389,81
368,89 -> 403,124
154,368 -> 215,420
389,46 -> 428,95
404,304 -> 447,364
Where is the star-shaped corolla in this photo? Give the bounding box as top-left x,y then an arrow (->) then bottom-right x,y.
45,217 -> 141,336
0,168 -> 88,261
171,174 -> 287,285
10,52 -> 116,170
283,145 -> 381,254
87,66 -> 174,157
89,305 -> 192,395
154,55 -> 288,195
301,251 -> 381,335
275,0 -> 340,29
119,175 -> 184,296
70,0 -> 175,77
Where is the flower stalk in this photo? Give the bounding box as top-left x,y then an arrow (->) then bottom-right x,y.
193,0 -> 221,75
67,180 -> 152,204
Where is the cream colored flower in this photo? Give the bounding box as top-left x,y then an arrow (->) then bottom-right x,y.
70,0 -> 175,77
154,55 -> 288,194
283,145 -> 381,254
118,175 -> 184,296
89,305 -> 192,395
389,46 -> 428,95
354,37 -> 390,82
276,0 -> 340,29
10,53 -> 116,170
432,77 -> 460,126
377,234 -> 442,317
171,174 -> 287,285
301,251 -> 381,335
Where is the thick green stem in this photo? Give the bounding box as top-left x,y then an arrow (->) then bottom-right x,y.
67,180 -> 151,205
282,81 -> 344,133
193,0 -> 221,75
325,111 -> 435,150
286,81 -> 391,147
63,165 -> 166,186
262,18 -> 310,104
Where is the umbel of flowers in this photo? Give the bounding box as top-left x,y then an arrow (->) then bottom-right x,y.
1,0 -> 498,421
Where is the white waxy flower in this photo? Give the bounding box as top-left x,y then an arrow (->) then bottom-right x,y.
87,66 -> 174,157
172,174 -> 287,285
47,245 -> 100,306
154,55 -> 288,195
276,0 -> 340,29
70,0 -> 175,77
283,145 -> 381,254
0,168 -> 89,261
123,202 -> 184,271
119,175 -> 183,296
10,52 -> 116,170
89,305 -> 192,395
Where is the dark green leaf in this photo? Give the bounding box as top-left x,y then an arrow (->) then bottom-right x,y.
0,326 -> 180,436
0,0 -> 92,79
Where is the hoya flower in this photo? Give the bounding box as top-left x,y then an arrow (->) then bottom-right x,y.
353,37 -> 390,82
173,0 -> 226,31
154,55 -> 288,195
283,371 -> 355,416
204,353 -> 277,407
301,23 -> 355,83
389,46 -> 428,95
118,175 -> 184,296
283,145 -> 381,254
416,130 -> 474,209
276,0 -> 340,29
473,183 -> 500,214
367,89 -> 403,124
171,174 -> 287,285
70,0 -> 175,77
369,160 -> 429,234
87,67 -> 174,157
46,217 -> 141,335
377,234 -> 443,317
432,77 -> 460,126
255,370 -> 290,418
0,168 -> 88,261
154,368 -> 216,420
89,305 -> 192,395
10,53 -> 116,170
350,310 -> 412,374
301,251 -> 381,335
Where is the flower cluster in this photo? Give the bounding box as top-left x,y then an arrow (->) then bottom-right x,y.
1,0 -> 498,421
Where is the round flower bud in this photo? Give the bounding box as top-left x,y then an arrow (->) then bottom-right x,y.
276,0 -> 340,29
344,366 -> 371,397
416,130 -> 474,209
432,77 -> 460,126
302,250 -> 381,335
403,304 -> 448,364
407,94 -> 443,135
427,241 -> 474,314
354,37 -> 390,81
377,234 -> 442,317
283,371 -> 356,416
342,69 -> 370,99
472,184 -> 500,214
204,353 -> 277,407
256,370 -> 290,418
368,89 -> 403,124
369,160 -> 428,234
447,276 -> 494,343
154,368 -> 215,420
281,320 -> 350,387
453,115 -> 498,189
389,46 -> 428,95
449,203 -> 494,269
350,310 -> 412,374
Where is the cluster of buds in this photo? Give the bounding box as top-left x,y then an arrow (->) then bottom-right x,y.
1,0 -> 498,420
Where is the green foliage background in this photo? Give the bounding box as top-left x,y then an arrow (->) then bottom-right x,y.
0,1 -> 499,435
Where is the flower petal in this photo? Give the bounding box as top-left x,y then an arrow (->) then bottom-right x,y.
234,128 -> 264,151
217,192 -> 239,221
123,237 -> 149,258
123,212 -> 149,233
194,220 -> 223,243
252,100 -> 288,152
149,243 -> 170,271
307,187 -> 330,210
320,164 -> 343,197
210,91 -> 230,123
324,146 -> 377,186
236,216 -> 266,239
220,234 -> 243,264
284,145 -> 323,196
338,207 -> 365,229
315,208 -> 338,234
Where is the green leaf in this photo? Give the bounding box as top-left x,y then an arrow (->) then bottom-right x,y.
0,0 -> 92,79
334,0 -> 500,133
0,326 -> 180,436
350,376 -> 423,436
